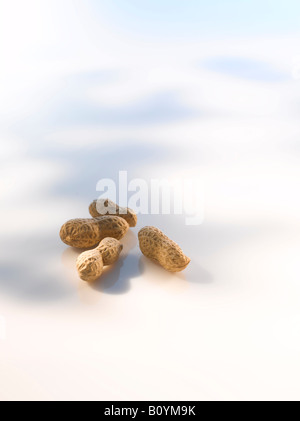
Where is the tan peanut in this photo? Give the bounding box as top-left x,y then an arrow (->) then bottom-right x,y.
97,237 -> 124,266
89,198 -> 137,227
138,226 -> 190,272
60,216 -> 129,248
76,238 -> 123,282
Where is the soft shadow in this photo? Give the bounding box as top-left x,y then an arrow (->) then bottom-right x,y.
185,261 -> 213,284
91,253 -> 140,295
61,229 -> 139,295
139,255 -> 186,281
202,56 -> 288,82
44,142 -> 178,201
0,234 -> 75,303
61,245 -> 94,268
0,263 -> 73,302
138,255 -> 212,285
44,90 -> 197,128
138,255 -> 192,294
120,229 -> 137,254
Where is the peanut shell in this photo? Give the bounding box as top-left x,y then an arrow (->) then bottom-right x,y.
60,216 -> 129,248
138,226 -> 190,272
89,198 -> 137,227
76,237 -> 123,282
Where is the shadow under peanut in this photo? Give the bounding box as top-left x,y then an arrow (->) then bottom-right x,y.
184,261 -> 213,284
139,255 -> 213,286
91,253 -> 140,295
61,230 -> 139,295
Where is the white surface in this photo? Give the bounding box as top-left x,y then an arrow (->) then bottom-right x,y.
1,1 -> 300,401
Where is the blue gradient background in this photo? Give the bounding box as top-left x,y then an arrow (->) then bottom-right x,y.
91,0 -> 300,35
0,0 -> 300,401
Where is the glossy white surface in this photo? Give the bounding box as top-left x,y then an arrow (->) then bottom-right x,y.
0,1 -> 300,401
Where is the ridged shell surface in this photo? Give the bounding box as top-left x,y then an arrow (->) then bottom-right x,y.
76,249 -> 104,282
60,216 -> 129,248
97,237 -> 123,266
138,226 -> 190,272
76,237 -> 123,282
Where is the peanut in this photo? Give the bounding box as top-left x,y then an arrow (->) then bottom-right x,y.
76,238 -> 123,282
60,216 -> 129,248
138,226 -> 190,272
89,198 -> 137,227
98,237 -> 124,266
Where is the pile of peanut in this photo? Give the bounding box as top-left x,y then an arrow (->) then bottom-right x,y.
60,198 -> 190,282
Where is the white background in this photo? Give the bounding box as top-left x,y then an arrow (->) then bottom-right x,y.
0,0 -> 300,401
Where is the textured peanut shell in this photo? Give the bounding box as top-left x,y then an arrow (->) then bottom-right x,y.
89,198 -> 137,227
138,226 -> 190,272
76,249 -> 104,282
76,238 -> 123,282
97,237 -> 123,266
60,216 -> 129,248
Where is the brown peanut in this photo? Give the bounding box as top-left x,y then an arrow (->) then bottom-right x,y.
138,226 -> 190,272
60,216 -> 129,248
89,198 -> 137,227
76,238 -> 123,282
97,237 -> 124,266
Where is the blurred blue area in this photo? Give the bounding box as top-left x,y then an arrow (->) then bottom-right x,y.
45,142 -> 176,200
65,70 -> 119,86
48,90 -> 196,127
0,0 -> 299,308
203,57 -> 288,82
89,0 -> 300,37
12,70 -> 196,134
